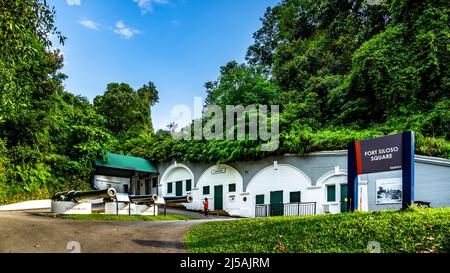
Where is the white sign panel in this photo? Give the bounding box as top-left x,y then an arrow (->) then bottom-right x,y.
116,193 -> 130,202
376,178 -> 402,204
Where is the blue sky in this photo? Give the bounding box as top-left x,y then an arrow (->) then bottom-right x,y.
47,0 -> 279,130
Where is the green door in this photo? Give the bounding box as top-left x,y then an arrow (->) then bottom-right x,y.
340,185 -> 348,213
270,191 -> 284,216
214,185 -> 223,210
176,181 -> 183,196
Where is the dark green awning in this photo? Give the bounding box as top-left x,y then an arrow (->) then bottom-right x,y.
95,153 -> 157,174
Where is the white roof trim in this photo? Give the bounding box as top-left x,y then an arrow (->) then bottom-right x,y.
285,150 -> 347,157
414,155 -> 450,166
284,151 -> 450,166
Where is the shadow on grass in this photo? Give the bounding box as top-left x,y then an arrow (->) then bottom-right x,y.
133,239 -> 184,250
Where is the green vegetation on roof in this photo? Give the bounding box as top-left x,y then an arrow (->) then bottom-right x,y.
95,152 -> 157,173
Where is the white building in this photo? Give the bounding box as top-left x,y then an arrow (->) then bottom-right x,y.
94,151 -> 450,217
156,151 -> 450,217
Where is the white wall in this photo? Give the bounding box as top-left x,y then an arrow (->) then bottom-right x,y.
316,169 -> 347,214
245,163 -> 313,217
159,163 -> 194,206
193,164 -> 244,216
157,162 -> 353,218
94,175 -> 130,193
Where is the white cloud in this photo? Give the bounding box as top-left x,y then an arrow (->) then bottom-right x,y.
134,0 -> 168,14
170,20 -> 180,27
78,19 -> 99,30
67,0 -> 81,6
114,21 -> 140,39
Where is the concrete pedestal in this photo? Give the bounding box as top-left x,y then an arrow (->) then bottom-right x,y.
105,202 -> 158,216
51,201 -> 91,214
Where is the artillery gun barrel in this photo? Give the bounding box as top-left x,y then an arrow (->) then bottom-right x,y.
52,190 -> 75,202
163,195 -> 193,204
71,188 -> 117,203
53,188 -> 117,203
129,194 -> 159,204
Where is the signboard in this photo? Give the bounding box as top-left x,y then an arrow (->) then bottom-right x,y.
211,168 -> 226,175
355,133 -> 402,174
376,178 -> 402,204
347,131 -> 415,211
116,193 -> 130,202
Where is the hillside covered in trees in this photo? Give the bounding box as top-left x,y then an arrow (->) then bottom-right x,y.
124,0 -> 449,162
0,0 -> 449,203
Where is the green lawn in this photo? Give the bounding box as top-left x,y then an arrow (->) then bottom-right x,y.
185,208 -> 450,253
63,214 -> 195,221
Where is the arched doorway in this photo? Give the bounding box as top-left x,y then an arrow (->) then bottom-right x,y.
195,164 -> 243,216
246,164 -> 312,217
316,169 -> 348,214
160,163 -> 194,205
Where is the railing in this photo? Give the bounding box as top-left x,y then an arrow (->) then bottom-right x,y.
255,202 -> 316,217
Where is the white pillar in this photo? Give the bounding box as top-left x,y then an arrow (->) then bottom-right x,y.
358,180 -> 369,212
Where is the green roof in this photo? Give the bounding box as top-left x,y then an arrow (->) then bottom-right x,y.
95,153 -> 157,173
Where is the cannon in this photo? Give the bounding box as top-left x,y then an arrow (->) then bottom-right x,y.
128,194 -> 159,204
51,188 -> 117,215
163,195 -> 193,204
52,188 -> 117,203
160,195 -> 194,216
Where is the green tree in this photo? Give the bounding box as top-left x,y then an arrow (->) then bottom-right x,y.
0,0 -> 65,121
124,0 -> 449,163
333,0 -> 449,127
94,82 -> 159,139
205,61 -> 278,108
0,0 -> 110,203
246,0 -> 390,127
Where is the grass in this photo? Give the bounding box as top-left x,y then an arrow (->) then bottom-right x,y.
63,213 -> 195,221
185,208 -> 450,253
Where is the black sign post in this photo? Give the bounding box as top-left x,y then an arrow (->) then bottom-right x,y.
347,131 -> 415,211
402,132 -> 415,209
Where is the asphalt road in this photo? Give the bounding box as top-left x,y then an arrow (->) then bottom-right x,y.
0,210 -> 230,253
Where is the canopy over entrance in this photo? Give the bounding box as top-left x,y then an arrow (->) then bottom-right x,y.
95,152 -> 158,177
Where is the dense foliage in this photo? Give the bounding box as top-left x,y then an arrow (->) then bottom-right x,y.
94,82 -> 159,139
0,0 -> 111,203
0,0 -> 156,203
185,208 -> 450,253
124,0 -> 449,163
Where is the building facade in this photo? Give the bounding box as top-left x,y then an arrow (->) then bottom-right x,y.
93,153 -> 159,195
156,151 -> 450,217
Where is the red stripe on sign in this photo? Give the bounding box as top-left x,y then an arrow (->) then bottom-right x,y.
355,141 -> 363,175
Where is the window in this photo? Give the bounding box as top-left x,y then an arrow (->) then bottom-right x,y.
327,185 -> 336,202
167,182 -> 173,194
186,180 -> 192,191
290,191 -> 301,203
256,195 -> 265,205
203,186 -> 210,195
228,183 -> 236,192
152,177 -> 157,188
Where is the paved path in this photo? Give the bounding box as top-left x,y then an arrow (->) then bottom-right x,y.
0,210 -> 233,253
161,207 -> 237,220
